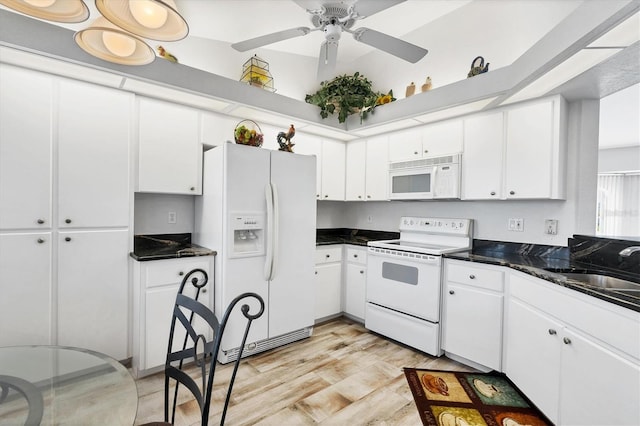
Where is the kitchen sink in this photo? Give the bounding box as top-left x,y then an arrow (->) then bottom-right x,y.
560,273 -> 640,293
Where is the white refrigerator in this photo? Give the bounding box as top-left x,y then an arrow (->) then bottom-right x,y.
195,142 -> 316,362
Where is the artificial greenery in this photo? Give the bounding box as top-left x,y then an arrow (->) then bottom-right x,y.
305,72 -> 395,123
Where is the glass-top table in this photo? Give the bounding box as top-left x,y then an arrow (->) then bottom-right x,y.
0,346 -> 138,425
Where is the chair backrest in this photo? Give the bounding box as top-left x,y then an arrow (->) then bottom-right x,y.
163,269 -> 265,425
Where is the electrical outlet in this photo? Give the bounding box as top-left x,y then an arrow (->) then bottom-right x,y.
508,218 -> 524,231
545,219 -> 558,235
168,211 -> 177,224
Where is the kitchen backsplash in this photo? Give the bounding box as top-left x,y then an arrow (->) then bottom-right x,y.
134,193 -> 195,235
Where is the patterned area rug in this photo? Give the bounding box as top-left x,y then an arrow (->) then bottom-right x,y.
403,368 -> 552,426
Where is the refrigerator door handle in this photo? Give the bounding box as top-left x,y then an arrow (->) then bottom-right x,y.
264,183 -> 274,280
271,182 -> 279,280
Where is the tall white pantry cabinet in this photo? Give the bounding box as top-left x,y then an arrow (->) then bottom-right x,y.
0,64 -> 131,360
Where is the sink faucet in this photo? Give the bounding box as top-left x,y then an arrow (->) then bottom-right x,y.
619,246 -> 640,257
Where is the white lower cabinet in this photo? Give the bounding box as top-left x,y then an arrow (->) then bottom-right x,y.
442,260 -> 504,371
132,256 -> 214,377
344,246 -> 367,321
57,230 -> 129,361
505,271 -> 640,425
314,245 -> 342,321
0,233 -> 52,346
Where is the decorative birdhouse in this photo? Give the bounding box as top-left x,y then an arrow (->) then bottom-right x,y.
240,54 -> 275,92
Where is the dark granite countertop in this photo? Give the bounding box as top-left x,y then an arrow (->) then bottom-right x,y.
316,228 -> 399,247
445,239 -> 640,312
130,233 -> 216,261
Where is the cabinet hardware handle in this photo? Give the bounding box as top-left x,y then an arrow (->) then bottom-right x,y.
190,187 -> 195,191
202,289 -> 207,293
509,190 -> 515,195
548,329 -> 557,335
37,238 -> 45,244
316,194 -> 320,198
326,254 -> 330,258
358,195 -> 362,199
315,271 -> 318,275
324,195 -> 329,198
469,274 -> 476,279
490,191 -> 496,196
424,150 -> 428,153
360,270 -> 364,274
367,195 -> 371,199
65,237 -> 71,242
449,290 -> 455,294
37,219 -> 45,224
65,218 -> 72,224
354,254 -> 358,258
563,337 -> 572,345
178,271 -> 184,276
414,151 -> 419,155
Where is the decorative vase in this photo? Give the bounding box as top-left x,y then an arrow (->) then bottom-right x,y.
406,82 -> 416,97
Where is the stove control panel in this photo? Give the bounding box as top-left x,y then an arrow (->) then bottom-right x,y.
399,216 -> 472,235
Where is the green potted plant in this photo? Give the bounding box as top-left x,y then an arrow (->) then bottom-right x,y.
305,72 -> 395,123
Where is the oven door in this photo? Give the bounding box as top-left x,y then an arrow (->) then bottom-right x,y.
366,247 -> 442,322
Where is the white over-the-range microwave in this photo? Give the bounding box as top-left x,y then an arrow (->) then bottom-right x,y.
388,153 -> 461,200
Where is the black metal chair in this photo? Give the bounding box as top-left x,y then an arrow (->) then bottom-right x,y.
143,268 -> 265,426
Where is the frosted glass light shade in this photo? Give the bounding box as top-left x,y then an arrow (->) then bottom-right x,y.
75,17 -> 155,65
0,0 -> 89,23
95,0 -> 188,41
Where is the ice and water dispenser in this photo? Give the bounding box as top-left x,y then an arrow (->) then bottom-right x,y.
229,213 -> 265,258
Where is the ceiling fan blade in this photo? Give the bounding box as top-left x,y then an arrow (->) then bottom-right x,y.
352,27 -> 428,63
317,41 -> 338,82
231,27 -> 312,52
353,0 -> 406,18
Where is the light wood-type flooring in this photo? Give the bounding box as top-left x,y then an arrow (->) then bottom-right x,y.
134,317 -> 475,425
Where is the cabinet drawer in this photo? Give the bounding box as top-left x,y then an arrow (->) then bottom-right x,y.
447,261 -> 504,292
315,246 -> 342,264
145,258 -> 212,288
346,247 -> 366,265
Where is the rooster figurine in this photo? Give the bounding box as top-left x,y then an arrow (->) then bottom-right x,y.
157,45 -> 178,63
277,124 -> 296,152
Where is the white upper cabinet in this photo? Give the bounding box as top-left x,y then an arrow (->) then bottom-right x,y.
504,97 -> 566,199
294,134 -> 322,199
137,97 -> 202,195
421,119 -> 463,157
462,96 -> 567,200
388,128 -> 422,162
57,79 -> 131,228
462,111 -> 504,199
345,139 -> 366,201
320,139 -> 346,201
365,135 -> 390,200
0,64 -> 53,230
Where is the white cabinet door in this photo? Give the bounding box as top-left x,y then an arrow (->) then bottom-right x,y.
443,283 -> 503,371
294,134 -> 322,199
462,111 -> 504,200
505,298 -> 562,424
388,128 -> 422,162
0,233 -> 52,346
57,79 -> 131,228
365,135 -> 389,201
345,263 -> 366,320
345,140 -> 366,201
314,263 -> 342,319
505,100 -> 554,199
0,65 -> 53,230
57,230 -> 129,360
559,328 -> 640,426
138,97 -> 201,195
320,139 -> 345,200
421,119 -> 463,157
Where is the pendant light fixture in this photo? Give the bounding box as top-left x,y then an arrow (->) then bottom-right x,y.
0,0 -> 89,23
95,0 -> 188,41
74,16 -> 155,66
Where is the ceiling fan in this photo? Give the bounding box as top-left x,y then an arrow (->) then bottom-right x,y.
231,0 -> 428,81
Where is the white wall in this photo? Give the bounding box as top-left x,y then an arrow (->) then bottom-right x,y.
317,100 -> 600,246
599,146 -> 640,173
134,193 -> 195,235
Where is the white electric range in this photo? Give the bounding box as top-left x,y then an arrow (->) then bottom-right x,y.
365,217 -> 473,356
